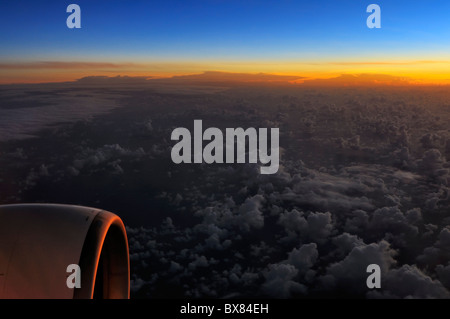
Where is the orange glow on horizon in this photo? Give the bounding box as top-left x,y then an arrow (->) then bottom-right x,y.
1,59 -> 450,86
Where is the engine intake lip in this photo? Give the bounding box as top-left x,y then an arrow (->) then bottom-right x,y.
0,204 -> 130,299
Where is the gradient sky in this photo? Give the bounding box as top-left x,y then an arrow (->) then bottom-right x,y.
1,0 -> 450,84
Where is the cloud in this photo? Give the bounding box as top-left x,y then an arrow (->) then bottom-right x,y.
331,233 -> 365,259
166,71 -> 304,85
436,263 -> 450,289
0,88 -> 125,141
194,194 -> 265,233
301,74 -> 414,87
278,210 -> 333,245
75,75 -> 152,85
369,206 -> 420,239
278,209 -> 308,233
418,149 -> 445,170
262,264 -> 307,298
280,172 -> 375,212
420,133 -> 441,149
0,61 -> 140,70
344,210 -> 370,234
417,226 -> 450,269
237,195 -> 265,231
8,82 -> 450,299
188,255 -> 210,270
6,70 -> 304,86
287,243 -> 319,278
368,265 -> 450,299
70,144 -> 146,175
322,60 -> 448,66
320,240 -> 397,294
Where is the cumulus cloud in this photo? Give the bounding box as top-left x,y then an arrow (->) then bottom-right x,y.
194,194 -> 265,233
331,233 -> 365,259
368,265 -> 450,299
417,226 -> 450,269
287,243 -> 319,283
262,264 -> 307,298
369,206 -> 419,238
278,210 -> 333,244
70,143 -> 145,175
344,210 -> 370,234
320,240 -> 397,294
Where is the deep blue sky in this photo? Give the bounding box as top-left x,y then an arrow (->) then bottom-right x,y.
1,1 -> 450,83
1,0 -> 450,61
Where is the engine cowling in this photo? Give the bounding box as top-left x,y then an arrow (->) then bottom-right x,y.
0,204 -> 130,299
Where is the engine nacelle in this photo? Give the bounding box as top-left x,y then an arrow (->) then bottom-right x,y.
0,204 -> 130,299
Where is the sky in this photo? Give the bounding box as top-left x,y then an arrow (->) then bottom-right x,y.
1,0 -> 450,84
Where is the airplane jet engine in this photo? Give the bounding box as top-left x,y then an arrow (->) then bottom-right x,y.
0,204 -> 130,299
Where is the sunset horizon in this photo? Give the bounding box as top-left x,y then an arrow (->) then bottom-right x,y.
2,64 -> 450,86
2,1 -> 450,85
